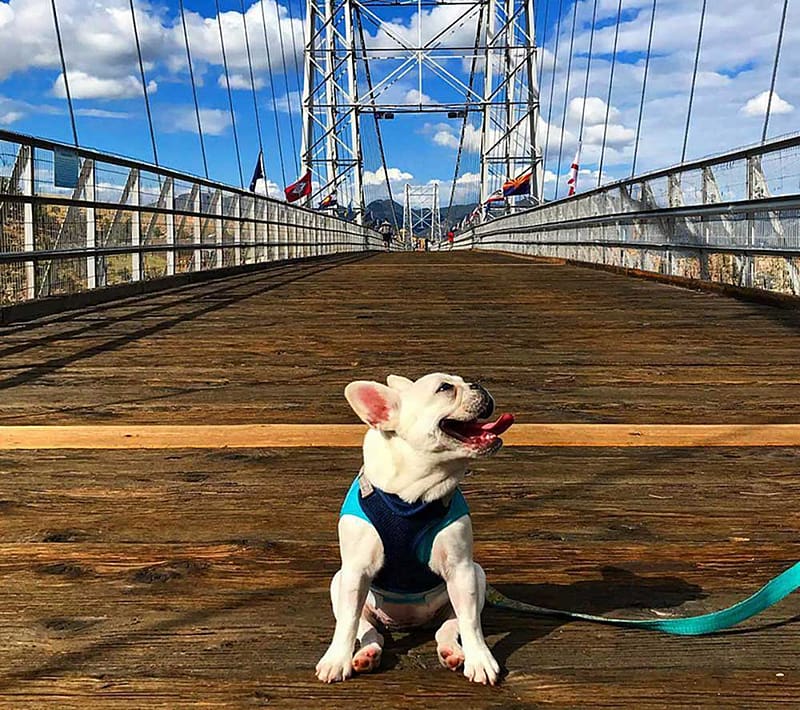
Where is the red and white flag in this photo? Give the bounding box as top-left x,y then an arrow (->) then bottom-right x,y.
566,144 -> 581,196
284,170 -> 312,203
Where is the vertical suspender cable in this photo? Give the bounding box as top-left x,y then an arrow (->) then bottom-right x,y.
216,0 -> 245,187
597,0 -> 623,187
50,0 -> 78,146
536,0 -> 551,92
681,0 -> 706,163
179,0 -> 209,179
631,0 -> 656,177
762,0 -> 789,144
356,9 -> 398,231
554,0 -> 579,200
275,0 -> 301,174
241,0 -> 266,174
283,0 -> 305,106
445,7 -> 484,227
260,0 -> 288,187
542,0 -> 565,185
577,0 -> 598,145
130,0 -> 159,166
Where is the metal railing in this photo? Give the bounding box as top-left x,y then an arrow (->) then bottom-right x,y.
450,134 -> 800,297
0,129 -> 382,306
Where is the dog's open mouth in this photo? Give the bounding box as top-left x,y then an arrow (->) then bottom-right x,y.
439,413 -> 515,449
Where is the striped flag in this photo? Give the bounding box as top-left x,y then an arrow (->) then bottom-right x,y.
502,170 -> 532,197
567,144 -> 581,197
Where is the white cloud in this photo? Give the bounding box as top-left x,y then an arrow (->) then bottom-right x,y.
75,108 -> 131,119
363,166 -> 414,186
741,90 -> 794,117
0,110 -> 24,125
404,89 -> 433,105
52,71 -> 157,100
162,107 -> 232,136
218,72 -> 265,91
568,97 -> 620,125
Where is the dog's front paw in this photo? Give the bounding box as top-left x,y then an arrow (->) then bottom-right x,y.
316,647 -> 355,683
463,645 -> 500,686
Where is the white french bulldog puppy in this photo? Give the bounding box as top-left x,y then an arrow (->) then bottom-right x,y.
316,372 -> 514,685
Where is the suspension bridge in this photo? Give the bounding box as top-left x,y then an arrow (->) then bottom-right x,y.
0,0 -> 799,706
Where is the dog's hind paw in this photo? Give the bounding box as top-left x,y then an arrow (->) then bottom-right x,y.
316,649 -> 355,683
438,645 -> 465,671
352,642 -> 382,673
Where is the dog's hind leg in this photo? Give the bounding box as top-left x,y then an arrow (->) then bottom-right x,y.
352,607 -> 384,674
435,612 -> 465,671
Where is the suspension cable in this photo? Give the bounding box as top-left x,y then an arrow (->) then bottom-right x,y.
631,0 -> 657,177
179,0 -> 209,179
681,0 -> 707,163
356,9 -> 398,231
275,0 -> 301,175
259,0 -> 288,187
536,0 -> 551,93
762,0 -> 789,144
241,0 -> 265,164
597,0 -> 623,187
216,0 -> 245,188
283,0 -> 305,110
542,0 -> 565,186
554,0 -> 579,200
129,0 -> 158,166
50,0 -> 78,147
445,6 -> 484,228
577,0 -> 598,145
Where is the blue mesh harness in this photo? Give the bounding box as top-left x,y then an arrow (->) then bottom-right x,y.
340,472 -> 470,601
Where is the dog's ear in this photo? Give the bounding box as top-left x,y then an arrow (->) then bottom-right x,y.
386,375 -> 413,392
345,381 -> 401,430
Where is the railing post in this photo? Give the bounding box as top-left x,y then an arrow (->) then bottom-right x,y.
232,193 -> 241,265
131,169 -> 141,281
20,145 -> 35,301
165,177 -> 175,277
85,159 -> 96,290
193,184 -> 201,272
214,189 -> 223,269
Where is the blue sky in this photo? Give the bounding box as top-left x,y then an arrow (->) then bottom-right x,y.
0,0 -> 798,204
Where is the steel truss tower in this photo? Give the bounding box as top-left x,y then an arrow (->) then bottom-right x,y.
301,0 -> 542,224
403,182 -> 441,247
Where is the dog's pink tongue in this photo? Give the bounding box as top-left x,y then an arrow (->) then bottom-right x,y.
480,413 -> 515,435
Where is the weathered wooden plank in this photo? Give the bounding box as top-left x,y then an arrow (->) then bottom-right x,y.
3,252 -> 800,425
7,423 -> 800,449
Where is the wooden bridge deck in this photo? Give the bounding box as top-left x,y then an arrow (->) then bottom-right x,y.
1,251 -> 799,708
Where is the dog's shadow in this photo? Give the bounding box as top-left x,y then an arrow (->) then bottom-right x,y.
379,566 -> 706,672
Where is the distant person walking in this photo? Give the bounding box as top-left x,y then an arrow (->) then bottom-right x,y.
447,230 -> 455,249
379,221 -> 393,251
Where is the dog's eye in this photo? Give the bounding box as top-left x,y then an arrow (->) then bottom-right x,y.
436,382 -> 454,394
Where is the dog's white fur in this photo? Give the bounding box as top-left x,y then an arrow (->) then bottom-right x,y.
316,372 -> 502,685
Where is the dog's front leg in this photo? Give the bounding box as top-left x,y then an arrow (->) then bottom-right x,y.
316,517 -> 383,683
431,516 -> 500,686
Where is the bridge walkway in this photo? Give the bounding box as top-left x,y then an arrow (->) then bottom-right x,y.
0,251 -> 799,707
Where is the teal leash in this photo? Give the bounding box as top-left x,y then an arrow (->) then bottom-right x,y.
486,560 -> 800,635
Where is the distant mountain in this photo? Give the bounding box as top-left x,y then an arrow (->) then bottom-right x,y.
364,199 -> 477,233
364,199 -> 403,227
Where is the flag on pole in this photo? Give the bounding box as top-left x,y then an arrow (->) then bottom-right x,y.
502,170 -> 532,197
318,193 -> 337,209
249,150 -> 266,193
284,170 -> 312,202
567,144 -> 581,197
484,189 -> 505,207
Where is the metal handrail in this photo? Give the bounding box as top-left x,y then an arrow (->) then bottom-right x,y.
0,129 -> 382,305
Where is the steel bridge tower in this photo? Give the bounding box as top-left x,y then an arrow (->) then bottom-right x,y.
403,182 -> 441,248
300,0 -> 542,223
